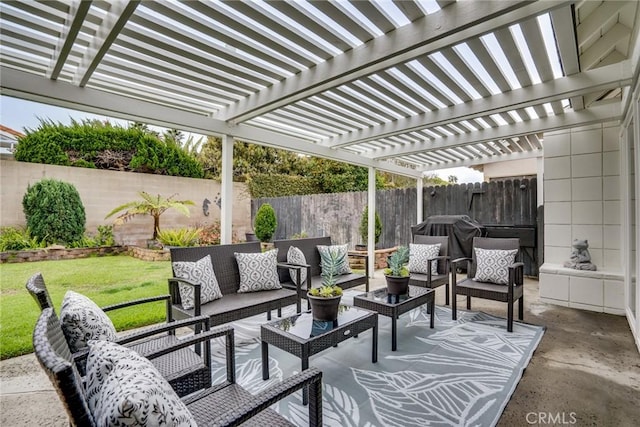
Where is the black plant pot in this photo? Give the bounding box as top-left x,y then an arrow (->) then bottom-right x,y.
245,232 -> 258,242
385,275 -> 410,295
307,294 -> 341,321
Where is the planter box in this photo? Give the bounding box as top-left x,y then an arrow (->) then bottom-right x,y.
0,246 -> 127,264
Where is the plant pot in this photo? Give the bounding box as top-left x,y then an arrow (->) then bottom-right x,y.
307,294 -> 341,321
385,275 -> 410,296
245,232 -> 258,242
354,244 -> 367,251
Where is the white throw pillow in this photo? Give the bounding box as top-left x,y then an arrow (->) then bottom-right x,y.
473,247 -> 518,285
317,244 -> 352,276
287,246 -> 308,284
86,340 -> 196,427
172,254 -> 223,310
235,249 -> 282,293
59,290 -> 117,353
408,243 -> 441,276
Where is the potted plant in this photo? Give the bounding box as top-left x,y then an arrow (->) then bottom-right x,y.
384,245 -> 410,295
307,283 -> 343,322
356,206 -> 382,251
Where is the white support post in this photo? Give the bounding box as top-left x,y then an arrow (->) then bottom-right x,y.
536,156 -> 544,207
220,134 -> 233,244
416,176 -> 424,225
368,167 -> 376,278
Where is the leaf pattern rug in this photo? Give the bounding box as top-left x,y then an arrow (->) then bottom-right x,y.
209,291 -> 545,427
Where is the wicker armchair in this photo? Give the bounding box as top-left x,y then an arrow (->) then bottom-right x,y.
408,235 -> 451,305
26,272 -> 212,396
451,237 -> 524,332
34,307 -> 323,427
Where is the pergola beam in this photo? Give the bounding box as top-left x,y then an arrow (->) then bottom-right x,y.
47,0 -> 92,80
215,0 -> 571,123
1,66 -> 422,178
420,149 -> 543,172
373,103 -> 621,159
73,0 -> 140,87
327,61 -> 631,148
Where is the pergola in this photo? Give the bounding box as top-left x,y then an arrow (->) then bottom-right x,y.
2,1 -> 640,347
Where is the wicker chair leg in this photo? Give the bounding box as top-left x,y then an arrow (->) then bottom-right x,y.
452,292 -> 457,320
507,302 -> 514,332
466,295 -> 471,310
518,296 -> 524,320
445,282 -> 450,306
267,311 -> 272,321
277,307 -> 282,317
308,373 -> 323,427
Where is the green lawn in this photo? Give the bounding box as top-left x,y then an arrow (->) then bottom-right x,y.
0,255 -> 172,360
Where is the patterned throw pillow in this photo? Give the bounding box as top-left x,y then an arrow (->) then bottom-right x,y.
317,244 -> 352,276
287,246 -> 308,284
235,249 -> 282,293
408,243 -> 441,276
86,340 -> 196,427
473,247 -> 518,285
60,290 -> 118,353
172,254 -> 223,310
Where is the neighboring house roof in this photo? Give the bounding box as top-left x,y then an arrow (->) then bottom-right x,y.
0,125 -> 24,155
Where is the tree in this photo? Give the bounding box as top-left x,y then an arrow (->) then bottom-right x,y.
448,175 -> 459,184
105,192 -> 194,240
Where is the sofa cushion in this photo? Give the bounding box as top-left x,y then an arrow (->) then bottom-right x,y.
86,340 -> 196,427
235,249 -> 282,293
287,246 -> 308,284
317,244 -> 352,277
172,254 -> 223,310
473,247 -> 518,285
60,290 -> 117,353
408,243 -> 441,276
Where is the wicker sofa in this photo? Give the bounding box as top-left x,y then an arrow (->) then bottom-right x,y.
273,236 -> 369,302
168,242 -> 301,327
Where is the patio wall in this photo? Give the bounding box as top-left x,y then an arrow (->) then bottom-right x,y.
0,159 -> 252,247
539,122 -> 625,315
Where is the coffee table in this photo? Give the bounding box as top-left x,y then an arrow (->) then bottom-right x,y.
353,285 -> 434,351
261,305 -> 378,404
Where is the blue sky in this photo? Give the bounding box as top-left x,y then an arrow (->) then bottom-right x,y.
0,95 -> 483,183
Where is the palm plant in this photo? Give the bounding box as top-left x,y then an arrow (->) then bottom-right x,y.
105,192 -> 194,240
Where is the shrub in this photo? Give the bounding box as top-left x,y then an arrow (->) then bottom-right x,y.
199,222 -> 221,245
68,225 -> 115,248
359,206 -> 382,244
0,227 -> 46,251
22,179 -> 86,245
15,119 -> 204,178
156,227 -> 201,247
254,203 -> 277,242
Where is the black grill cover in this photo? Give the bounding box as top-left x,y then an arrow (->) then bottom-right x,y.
411,215 -> 485,261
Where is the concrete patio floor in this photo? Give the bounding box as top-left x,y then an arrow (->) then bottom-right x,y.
1,273 -> 638,426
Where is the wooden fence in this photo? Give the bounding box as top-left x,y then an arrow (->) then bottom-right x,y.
253,178 -> 538,275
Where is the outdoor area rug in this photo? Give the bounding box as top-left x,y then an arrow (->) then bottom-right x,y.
208,291 -> 545,427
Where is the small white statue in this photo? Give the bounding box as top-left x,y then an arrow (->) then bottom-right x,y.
564,239 -> 597,271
